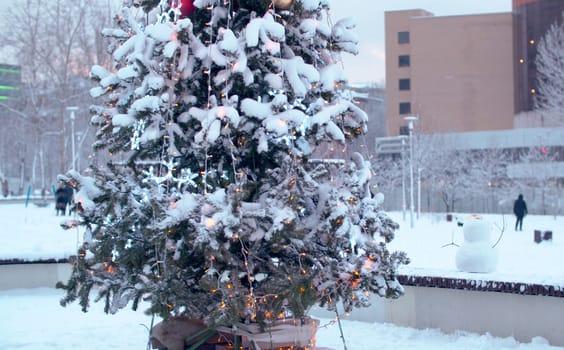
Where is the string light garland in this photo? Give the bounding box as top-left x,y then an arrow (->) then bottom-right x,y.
56,2 -> 408,350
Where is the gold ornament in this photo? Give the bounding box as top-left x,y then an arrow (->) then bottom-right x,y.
273,0 -> 294,10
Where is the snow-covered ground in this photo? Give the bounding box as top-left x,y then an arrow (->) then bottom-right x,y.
388,211 -> 564,286
1,202 -> 563,349
1,287 -> 561,350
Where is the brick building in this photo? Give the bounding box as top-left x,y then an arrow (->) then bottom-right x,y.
384,1 -> 564,136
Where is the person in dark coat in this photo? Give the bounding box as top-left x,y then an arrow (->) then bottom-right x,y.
55,184 -> 69,216
513,194 -> 528,231
2,178 -> 8,198
63,185 -> 74,215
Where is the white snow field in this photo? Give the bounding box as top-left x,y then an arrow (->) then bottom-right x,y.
0,202 -> 563,349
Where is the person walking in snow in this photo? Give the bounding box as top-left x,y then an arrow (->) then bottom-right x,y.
513,194 -> 527,231
55,183 -> 69,216
1,178 -> 8,198
63,184 -> 74,215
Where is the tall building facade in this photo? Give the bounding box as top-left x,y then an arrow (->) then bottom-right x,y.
385,10 -> 515,136
513,0 -> 564,114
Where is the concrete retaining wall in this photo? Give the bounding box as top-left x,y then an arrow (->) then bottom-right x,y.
2,263 -> 563,347
0,263 -> 71,290
311,285 -> 564,347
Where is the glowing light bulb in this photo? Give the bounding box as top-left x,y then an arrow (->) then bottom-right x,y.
205,218 -> 215,228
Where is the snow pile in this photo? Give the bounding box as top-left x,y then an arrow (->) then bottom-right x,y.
0,287 -> 560,350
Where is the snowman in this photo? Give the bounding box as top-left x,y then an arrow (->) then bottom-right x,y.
455,215 -> 499,273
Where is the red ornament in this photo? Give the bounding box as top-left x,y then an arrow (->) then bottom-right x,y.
179,0 -> 196,16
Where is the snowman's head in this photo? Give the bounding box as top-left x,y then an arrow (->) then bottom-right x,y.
463,215 -> 491,243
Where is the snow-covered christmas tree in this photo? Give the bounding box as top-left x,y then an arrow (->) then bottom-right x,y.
57,0 -> 408,339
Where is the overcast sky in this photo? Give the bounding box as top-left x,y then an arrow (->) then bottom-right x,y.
329,0 -> 512,85
0,0 -> 512,85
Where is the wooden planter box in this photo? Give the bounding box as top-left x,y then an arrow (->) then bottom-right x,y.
151,316 -> 320,350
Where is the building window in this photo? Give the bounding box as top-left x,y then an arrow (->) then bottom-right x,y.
399,55 -> 410,67
398,31 -> 410,44
399,126 -> 409,136
399,78 -> 410,91
399,102 -> 411,114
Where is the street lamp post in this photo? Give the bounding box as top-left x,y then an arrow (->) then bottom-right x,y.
405,115 -> 418,228
401,138 -> 406,221
417,167 -> 423,219
66,106 -> 79,171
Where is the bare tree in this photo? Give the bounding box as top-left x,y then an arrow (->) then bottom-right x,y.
373,130 -> 560,215
0,0 -> 117,194
372,154 -> 404,210
466,148 -> 512,213
508,145 -> 560,215
412,135 -> 509,213
534,12 -> 564,126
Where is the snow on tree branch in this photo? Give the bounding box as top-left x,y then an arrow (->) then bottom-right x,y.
534,13 -> 564,126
